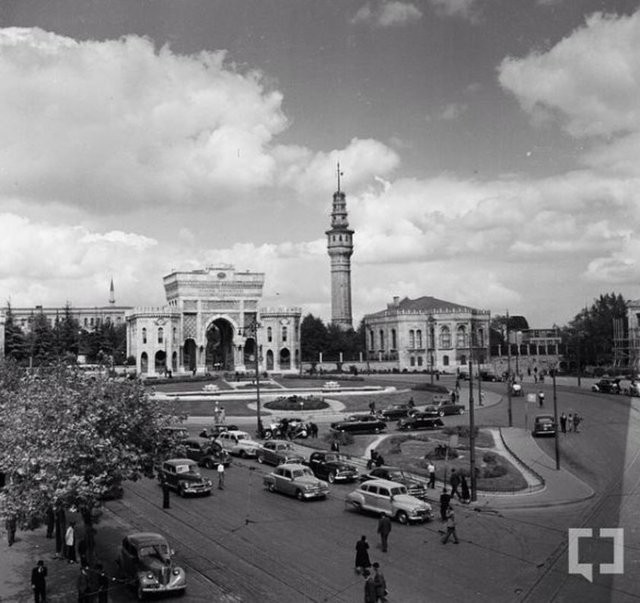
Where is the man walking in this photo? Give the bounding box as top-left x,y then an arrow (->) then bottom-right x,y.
65,522 -> 76,564
538,390 -> 545,407
363,569 -> 377,603
573,413 -> 582,433
217,462 -> 225,490
5,515 -> 17,546
567,413 -> 574,433
560,412 -> 567,434
449,469 -> 461,500
427,461 -> 436,489
441,506 -> 459,545
372,562 -> 388,602
377,513 -> 392,553
162,477 -> 171,509
439,488 -> 451,521
31,560 -> 47,603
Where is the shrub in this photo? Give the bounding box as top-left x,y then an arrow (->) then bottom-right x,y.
483,464 -> 507,478
482,452 -> 497,464
412,383 -> 450,393
324,431 -> 354,447
442,425 -> 479,439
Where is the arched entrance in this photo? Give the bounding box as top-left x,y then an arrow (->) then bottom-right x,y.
140,352 -> 148,374
171,351 -> 178,372
244,338 -> 258,370
280,348 -> 291,370
206,319 -> 235,371
184,339 -> 196,372
155,351 -> 166,374
266,349 -> 274,370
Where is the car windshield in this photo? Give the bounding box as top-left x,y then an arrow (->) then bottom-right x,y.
390,486 -> 406,496
235,433 -> 249,441
175,464 -> 196,474
388,471 -> 404,480
138,543 -> 169,558
292,468 -> 314,478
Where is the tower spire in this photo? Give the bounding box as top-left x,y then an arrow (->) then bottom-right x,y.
109,277 -> 115,305
336,162 -> 343,193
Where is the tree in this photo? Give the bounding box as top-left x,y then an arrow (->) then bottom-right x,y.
26,311 -> 56,365
0,360 -> 180,562
3,302 -> 27,361
53,303 -> 80,360
300,314 -> 329,362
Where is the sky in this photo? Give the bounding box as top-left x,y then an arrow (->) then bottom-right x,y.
2,0 -> 640,328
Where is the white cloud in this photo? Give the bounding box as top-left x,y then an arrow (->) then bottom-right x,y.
428,0 -> 482,23
351,2 -> 422,28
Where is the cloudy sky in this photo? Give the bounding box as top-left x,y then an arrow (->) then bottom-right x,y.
2,0 -> 640,327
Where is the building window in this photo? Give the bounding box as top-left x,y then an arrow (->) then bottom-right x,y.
142,328 -> 147,344
369,330 -> 375,350
391,329 -> 397,350
460,354 -> 467,365
267,327 -> 272,342
90,317 -> 94,326
417,356 -> 423,366
410,356 -> 415,367
416,330 -> 423,348
443,355 -> 450,366
478,329 -> 485,348
409,330 -> 415,348
173,327 -> 177,344
439,326 -> 451,349
158,327 -> 163,344
379,330 -> 385,351
457,325 -> 467,348
282,326 -> 288,342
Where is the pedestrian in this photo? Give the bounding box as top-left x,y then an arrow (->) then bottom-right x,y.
367,450 -> 377,470
439,488 -> 451,521
77,566 -> 91,603
460,474 -> 470,504
219,406 -> 226,425
567,413 -> 574,433
408,397 -> 415,408
372,562 -> 388,602
331,439 -> 340,453
369,401 -> 376,415
427,461 -> 436,489
449,469 -> 461,500
31,559 -> 47,603
95,563 -> 111,603
65,522 -> 77,563
573,413 -> 582,433
162,478 -> 171,509
309,422 -> 318,438
363,569 -> 377,603
5,515 -> 17,546
45,506 -> 55,539
355,535 -> 372,574
375,453 -> 385,467
377,513 -> 392,553
78,536 -> 88,568
538,390 -> 545,407
217,462 -> 225,490
54,508 -> 65,559
441,506 -> 459,544
560,412 -> 567,434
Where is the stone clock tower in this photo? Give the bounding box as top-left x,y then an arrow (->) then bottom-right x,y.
326,164 -> 354,329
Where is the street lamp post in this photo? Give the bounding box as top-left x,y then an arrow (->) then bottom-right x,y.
468,360 -> 477,502
245,320 -> 264,438
506,311 -> 513,427
552,367 -> 560,470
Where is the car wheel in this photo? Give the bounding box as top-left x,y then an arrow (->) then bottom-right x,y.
396,511 -> 409,525
438,411 -> 445,417
267,482 -> 276,493
374,428 -> 380,434
327,472 -> 336,484
137,582 -> 146,601
257,455 -> 264,464
296,490 -> 305,501
458,408 -> 465,415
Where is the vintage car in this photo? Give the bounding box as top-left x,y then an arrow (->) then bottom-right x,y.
264,463 -> 330,500
532,414 -> 556,437
330,415 -> 387,434
257,440 -> 305,466
479,371 -> 502,382
431,400 -> 465,416
360,466 -> 429,500
215,430 -> 262,458
432,391 -> 456,405
117,532 -> 186,600
378,403 -> 417,421
591,378 -> 621,394
306,451 -> 359,483
157,459 -> 212,497
397,413 -> 444,431
345,479 -> 432,524
184,437 -> 231,468
511,383 -> 524,397
322,381 -> 341,391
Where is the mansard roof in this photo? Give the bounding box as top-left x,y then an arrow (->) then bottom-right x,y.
365,296 -> 486,319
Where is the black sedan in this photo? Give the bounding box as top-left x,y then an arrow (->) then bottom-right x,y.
306,451 -> 359,483
591,378 -> 621,394
397,413 -> 444,431
378,403 -> 416,421
330,415 -> 387,434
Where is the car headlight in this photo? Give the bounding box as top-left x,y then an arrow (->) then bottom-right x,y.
172,569 -> 181,576
146,572 -> 155,580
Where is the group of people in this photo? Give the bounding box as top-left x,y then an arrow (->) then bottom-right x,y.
447,469 -> 471,504
559,412 -> 582,433
366,450 -> 385,470
355,514 -> 392,602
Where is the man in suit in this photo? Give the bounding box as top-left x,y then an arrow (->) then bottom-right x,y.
377,513 -> 392,553
31,560 -> 47,603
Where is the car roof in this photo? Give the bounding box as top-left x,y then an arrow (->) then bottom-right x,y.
127,532 -> 168,546
164,458 -> 197,466
274,463 -> 310,470
222,430 -> 250,436
360,478 -> 406,488
265,439 -> 292,445
535,415 -> 555,420
185,436 -> 211,444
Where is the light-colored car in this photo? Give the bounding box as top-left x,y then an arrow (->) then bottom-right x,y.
264,463 -> 330,500
117,532 -> 186,600
257,440 -> 305,466
322,381 -> 341,391
216,430 -> 262,458
345,478 -> 432,524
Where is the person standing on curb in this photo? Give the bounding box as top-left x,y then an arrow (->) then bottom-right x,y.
377,513 -> 392,553
217,462 -> 225,490
161,476 -> 171,509
31,559 -> 47,603
5,514 -> 17,546
460,474 -> 470,504
560,413 -> 567,434
441,506 -> 459,545
372,562 -> 388,602
439,488 -> 451,521
427,461 -> 436,489
449,469 -> 461,500
65,522 -> 77,564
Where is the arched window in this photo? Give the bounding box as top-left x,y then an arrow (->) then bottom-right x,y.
172,327 -> 177,344
142,327 -> 147,344
460,354 -> 467,365
409,330 -> 415,348
429,326 -> 435,349
267,327 -> 273,342
456,325 -> 467,348
391,329 -> 397,350
477,329 -> 485,348
379,330 -> 385,351
369,330 -> 375,350
282,325 -> 288,342
439,326 -> 451,349
158,327 -> 164,344
416,330 -> 423,348
443,355 -> 450,366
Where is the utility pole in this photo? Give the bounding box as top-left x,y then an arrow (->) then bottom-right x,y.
552,368 -> 560,470
468,360 -> 477,502
506,310 -> 513,427
247,320 -> 263,438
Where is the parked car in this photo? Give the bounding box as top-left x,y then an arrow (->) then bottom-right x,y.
360,466 -> 429,500
257,440 -> 305,466
511,383 -> 523,397
431,400 -> 465,416
379,403 -> 416,421
157,459 -> 212,497
216,430 -> 262,458
264,417 -> 310,440
263,463 -> 330,500
323,381 -> 341,391
479,371 -> 502,382
117,532 -> 186,600
160,426 -> 189,441
591,378 -> 621,394
345,479 -> 432,524
397,413 -> 444,431
432,391 -> 456,405
184,437 -> 231,468
306,451 -> 359,483
532,415 -> 556,437
330,415 -> 387,434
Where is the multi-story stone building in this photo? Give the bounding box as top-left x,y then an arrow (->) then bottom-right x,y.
126,265 -> 302,376
363,295 -> 491,372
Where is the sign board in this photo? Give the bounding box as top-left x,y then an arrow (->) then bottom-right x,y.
526,393 -> 537,404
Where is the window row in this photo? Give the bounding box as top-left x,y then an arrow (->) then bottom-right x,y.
368,325 -> 485,351
141,326 -> 178,345
266,326 -> 288,343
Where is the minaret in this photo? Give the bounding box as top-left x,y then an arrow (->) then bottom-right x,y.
326,163 -> 354,329
109,277 -> 115,305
